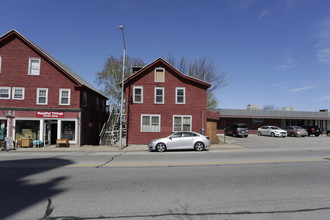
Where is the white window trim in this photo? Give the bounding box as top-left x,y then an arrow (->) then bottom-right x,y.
28,57 -> 41,75
59,89 -> 71,105
133,86 -> 143,103
141,114 -> 161,132
154,87 -> 164,104
173,115 -> 192,132
37,88 -> 48,105
0,87 -> 11,100
12,87 -> 25,100
154,67 -> 165,82
175,87 -> 186,104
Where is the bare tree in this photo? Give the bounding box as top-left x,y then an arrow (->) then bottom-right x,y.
263,105 -> 279,110
95,55 -> 144,106
167,56 -> 230,109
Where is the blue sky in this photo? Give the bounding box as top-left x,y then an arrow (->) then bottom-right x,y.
1,0 -> 330,111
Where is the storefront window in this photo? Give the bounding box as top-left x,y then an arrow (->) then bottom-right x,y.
0,120 -> 7,140
61,121 -> 75,141
15,120 -> 40,140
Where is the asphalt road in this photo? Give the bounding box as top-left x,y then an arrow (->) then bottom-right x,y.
1,144 -> 330,219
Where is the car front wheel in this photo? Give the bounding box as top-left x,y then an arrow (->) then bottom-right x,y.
271,132 -> 275,137
194,142 -> 205,151
156,143 -> 166,152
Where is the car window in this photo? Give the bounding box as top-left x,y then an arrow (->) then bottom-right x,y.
171,132 -> 182,138
270,126 -> 280,130
182,132 -> 197,137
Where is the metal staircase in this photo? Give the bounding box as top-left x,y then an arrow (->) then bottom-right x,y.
99,107 -> 126,146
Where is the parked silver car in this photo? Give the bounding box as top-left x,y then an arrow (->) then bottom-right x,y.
286,126 -> 308,137
258,126 -> 287,137
148,131 -> 211,152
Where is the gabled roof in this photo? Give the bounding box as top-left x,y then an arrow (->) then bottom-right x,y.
124,57 -> 211,89
0,29 -> 107,99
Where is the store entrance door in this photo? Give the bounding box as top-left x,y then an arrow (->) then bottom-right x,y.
45,120 -> 58,145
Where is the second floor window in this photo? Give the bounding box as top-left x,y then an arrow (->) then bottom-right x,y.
28,58 -> 41,75
154,87 -> 164,104
133,86 -> 143,103
176,87 -> 185,104
83,92 -> 87,107
37,88 -> 48,105
12,87 -> 25,100
0,87 -> 10,99
59,89 -> 71,105
96,97 -> 99,110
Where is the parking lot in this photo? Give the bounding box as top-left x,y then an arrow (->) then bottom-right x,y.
220,134 -> 330,149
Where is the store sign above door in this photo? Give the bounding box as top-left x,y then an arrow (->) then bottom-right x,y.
36,111 -> 65,118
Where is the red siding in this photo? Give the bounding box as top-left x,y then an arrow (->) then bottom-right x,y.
0,31 -> 108,146
125,60 -> 209,145
0,37 -> 80,108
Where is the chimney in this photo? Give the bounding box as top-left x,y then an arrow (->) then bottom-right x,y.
131,66 -> 143,74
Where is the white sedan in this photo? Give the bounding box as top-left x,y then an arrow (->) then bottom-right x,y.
258,126 -> 287,137
148,131 -> 211,152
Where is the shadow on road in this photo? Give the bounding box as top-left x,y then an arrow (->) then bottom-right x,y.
0,157 -> 73,219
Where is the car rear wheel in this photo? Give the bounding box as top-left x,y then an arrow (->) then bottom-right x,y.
258,131 -> 262,136
156,143 -> 166,152
194,142 -> 205,151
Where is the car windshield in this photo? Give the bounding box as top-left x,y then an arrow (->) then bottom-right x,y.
294,126 -> 303,129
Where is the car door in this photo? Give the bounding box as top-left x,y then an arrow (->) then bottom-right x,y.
265,127 -> 273,136
260,126 -> 267,135
180,132 -> 196,149
166,132 -> 183,150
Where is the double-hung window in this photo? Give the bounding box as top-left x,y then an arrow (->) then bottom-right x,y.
0,87 -> 10,99
176,87 -> 185,104
12,87 -> 25,100
154,87 -> 164,104
59,89 -> 71,105
37,88 -> 48,105
133,86 -> 143,103
154,68 -> 165,82
141,114 -> 160,132
173,115 -> 192,132
28,58 -> 41,75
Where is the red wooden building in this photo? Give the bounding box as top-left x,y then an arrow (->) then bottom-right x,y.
124,58 -> 211,145
0,30 -> 108,147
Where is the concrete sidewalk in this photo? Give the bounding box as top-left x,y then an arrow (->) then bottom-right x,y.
2,143 -> 244,152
